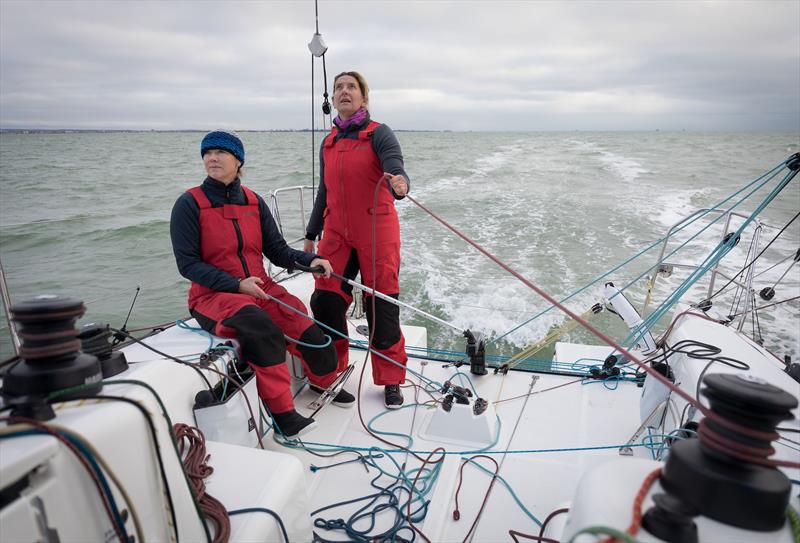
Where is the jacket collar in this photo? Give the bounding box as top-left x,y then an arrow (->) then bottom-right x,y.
335,111 -> 371,135
202,176 -> 242,202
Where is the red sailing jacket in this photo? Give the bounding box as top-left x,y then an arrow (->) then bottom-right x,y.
322,121 -> 400,246
186,185 -> 269,307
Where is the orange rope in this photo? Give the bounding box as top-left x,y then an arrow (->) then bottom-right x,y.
600,467 -> 662,543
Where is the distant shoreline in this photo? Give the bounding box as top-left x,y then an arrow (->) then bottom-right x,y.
0,128 -> 450,134
1,128 -> 797,135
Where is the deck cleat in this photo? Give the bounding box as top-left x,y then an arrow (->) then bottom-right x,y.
463,329 -> 487,375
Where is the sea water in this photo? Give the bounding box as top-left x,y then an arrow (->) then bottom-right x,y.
1,131 -> 798,363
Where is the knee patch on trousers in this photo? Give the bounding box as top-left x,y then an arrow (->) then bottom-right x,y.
296,325 -> 337,377
221,306 -> 286,367
364,295 -> 402,350
310,290 -> 350,336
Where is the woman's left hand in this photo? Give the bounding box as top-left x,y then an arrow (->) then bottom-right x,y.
310,257 -> 332,278
384,173 -> 408,197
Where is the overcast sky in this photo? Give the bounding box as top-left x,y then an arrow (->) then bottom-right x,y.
1,0 -> 798,131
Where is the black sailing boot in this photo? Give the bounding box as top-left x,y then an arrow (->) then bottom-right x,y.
272,409 -> 317,438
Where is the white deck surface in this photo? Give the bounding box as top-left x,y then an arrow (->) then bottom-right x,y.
116,274 -> 649,541
271,337 -> 645,541
4,272 -> 798,542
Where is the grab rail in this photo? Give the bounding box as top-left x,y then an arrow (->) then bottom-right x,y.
266,185 -> 317,279
0,255 -> 20,356
269,185 -> 316,245
642,208 -> 772,332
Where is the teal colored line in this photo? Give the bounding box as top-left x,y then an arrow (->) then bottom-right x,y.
461,457 -> 542,526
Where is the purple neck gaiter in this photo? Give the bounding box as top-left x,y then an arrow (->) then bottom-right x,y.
334,107 -> 368,131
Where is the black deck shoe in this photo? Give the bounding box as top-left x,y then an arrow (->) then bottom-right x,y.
272,409 -> 316,438
384,384 -> 404,409
310,385 -> 356,408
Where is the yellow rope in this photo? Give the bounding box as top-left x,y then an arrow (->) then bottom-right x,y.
506,304 -> 602,370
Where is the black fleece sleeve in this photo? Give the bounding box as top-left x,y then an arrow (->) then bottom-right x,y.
169,192 -> 241,293
372,124 -> 410,199
258,194 -> 316,269
305,137 -> 328,239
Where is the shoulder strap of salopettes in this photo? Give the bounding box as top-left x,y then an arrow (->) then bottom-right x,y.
358,120 -> 381,140
186,186 -> 211,209
239,185 -> 260,206
324,126 -> 338,148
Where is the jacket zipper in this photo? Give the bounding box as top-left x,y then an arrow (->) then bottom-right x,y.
227,186 -> 251,278
232,219 -> 250,277
338,146 -> 349,239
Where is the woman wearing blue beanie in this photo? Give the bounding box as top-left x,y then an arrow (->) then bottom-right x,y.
170,130 -> 355,438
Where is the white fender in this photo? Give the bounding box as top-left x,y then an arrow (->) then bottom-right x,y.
604,281 -> 657,356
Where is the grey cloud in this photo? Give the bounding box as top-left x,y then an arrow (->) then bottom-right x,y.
0,0 -> 797,130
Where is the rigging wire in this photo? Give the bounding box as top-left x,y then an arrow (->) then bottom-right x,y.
403,160 -> 800,469
729,294 -> 800,318
652,170 -> 796,334
492,158 -> 789,344
707,211 -> 799,301
612,163 -> 798,357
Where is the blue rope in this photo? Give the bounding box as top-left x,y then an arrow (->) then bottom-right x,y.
177,318 -> 215,350
1,429 -> 130,540
229,507 -> 290,543
460,456 -> 542,526
284,333 -> 332,349
310,448 -> 440,542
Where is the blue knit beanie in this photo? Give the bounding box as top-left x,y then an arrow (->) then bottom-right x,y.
201,130 -> 245,165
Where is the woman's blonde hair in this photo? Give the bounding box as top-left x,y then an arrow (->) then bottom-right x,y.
333,71 -> 369,108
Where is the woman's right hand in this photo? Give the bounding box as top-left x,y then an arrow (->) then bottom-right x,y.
303,239 -> 315,253
239,276 -> 268,299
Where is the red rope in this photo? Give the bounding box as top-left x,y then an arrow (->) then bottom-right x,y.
406,447 -> 446,543
452,455 -> 500,542
538,507 -> 570,540
173,423 -> 231,543
508,529 -> 560,543
695,419 -> 800,468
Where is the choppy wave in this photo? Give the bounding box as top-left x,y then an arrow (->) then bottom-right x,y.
1,131 -> 798,362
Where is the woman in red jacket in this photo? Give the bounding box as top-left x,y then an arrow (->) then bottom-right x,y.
304,72 -> 409,409
171,130 -> 353,438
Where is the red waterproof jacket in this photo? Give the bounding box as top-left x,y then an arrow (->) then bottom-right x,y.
322,121 -> 400,246
186,185 -> 269,307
